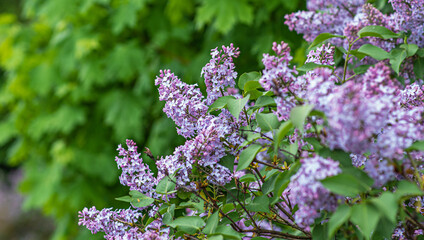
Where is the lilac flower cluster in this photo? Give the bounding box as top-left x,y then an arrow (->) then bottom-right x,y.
305,43 -> 335,65
155,69 -> 208,138
389,0 -> 424,47
259,42 -> 303,120
201,44 -> 240,105
364,154 -> 395,187
115,140 -> 157,196
285,156 -> 341,226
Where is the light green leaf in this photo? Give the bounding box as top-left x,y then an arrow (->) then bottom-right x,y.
227,95 -> 249,120
202,211 -> 219,234
395,180 -> 423,198
156,175 -> 176,195
168,216 -> 205,234
371,192 -> 398,223
246,195 -> 270,213
357,44 -> 390,61
400,43 -> 419,57
297,62 -> 332,72
236,144 -> 262,171
115,195 -> 132,202
256,113 -> 280,132
238,71 -> 261,90
389,48 -> 407,75
129,190 -> 155,207
321,173 -> 371,197
328,204 -> 351,238
350,203 -> 380,240
406,141 -> 424,151
208,95 -> 236,113
274,120 -> 293,152
290,104 -> 314,133
253,96 -> 276,109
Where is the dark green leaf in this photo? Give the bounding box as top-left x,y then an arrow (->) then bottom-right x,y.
297,62 -> 333,72
353,64 -> 372,75
318,148 -> 353,167
308,33 -> 345,50
312,223 -> 329,240
414,57 -> 424,80
357,25 -> 401,39
129,191 -> 155,207
213,225 -> 242,240
274,120 -> 293,152
236,144 -> 262,171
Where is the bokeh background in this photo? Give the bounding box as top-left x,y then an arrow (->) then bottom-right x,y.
0,0 -> 306,239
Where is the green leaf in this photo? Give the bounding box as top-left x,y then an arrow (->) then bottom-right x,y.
246,195 -> 270,213
162,204 -> 175,225
203,211 -> 219,234
196,0 -> 253,34
321,173 -> 372,197
253,96 -> 276,109
318,148 -> 353,167
274,120 -> 293,152
115,195 -> 132,202
208,235 -> 224,240
414,57 -> 424,80
297,62 -> 333,72
389,48 -> 407,75
371,216 -> 397,240
243,80 -> 262,92
156,175 -> 176,195
213,225 -> 242,240
290,104 -> 314,133
350,203 -> 380,240
208,96 -> 236,113
400,43 -> 419,57
371,192 -> 398,223
395,180 -> 423,198
353,64 -> 372,75
312,223 -> 329,240
238,71 -> 261,90
227,95 -> 249,120
357,25 -> 401,39
236,144 -> 262,171
308,33 -> 345,50
129,190 -> 155,207
357,44 -> 390,61
168,216 -> 205,234
256,113 -> 280,132
239,174 -> 256,183
406,140 -> 424,151
328,204 -> 351,238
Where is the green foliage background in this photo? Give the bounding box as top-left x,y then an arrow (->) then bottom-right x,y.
0,0 -> 306,239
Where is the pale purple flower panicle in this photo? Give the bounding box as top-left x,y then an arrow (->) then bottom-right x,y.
306,43 -> 335,65
364,154 -> 395,187
155,69 -> 208,138
201,44 -> 240,105
115,140 -> 157,196
390,0 -> 424,47
259,41 -> 304,121
285,156 -> 341,226
78,207 -> 143,239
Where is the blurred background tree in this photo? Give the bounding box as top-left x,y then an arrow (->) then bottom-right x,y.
0,0 -> 306,239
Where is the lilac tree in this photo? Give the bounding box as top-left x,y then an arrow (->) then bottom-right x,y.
79,0 -> 424,239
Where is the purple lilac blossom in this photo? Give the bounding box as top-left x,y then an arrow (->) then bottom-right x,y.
78,207 -> 143,239
155,69 -> 208,138
115,140 -> 157,197
285,156 -> 341,226
364,154 -> 395,187
259,41 -> 304,121
389,0 -> 424,47
305,43 -> 335,65
201,44 -> 240,105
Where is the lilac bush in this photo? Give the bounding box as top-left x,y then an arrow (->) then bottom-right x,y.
79,1 -> 424,239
